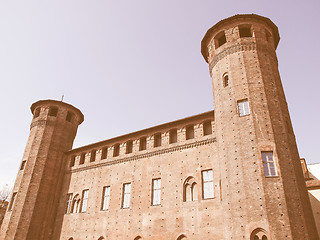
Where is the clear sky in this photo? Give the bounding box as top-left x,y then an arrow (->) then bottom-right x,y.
0,0 -> 319,188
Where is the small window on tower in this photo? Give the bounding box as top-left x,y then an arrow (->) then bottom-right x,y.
239,25 -> 252,38
237,99 -> 250,116
126,140 -> 133,154
90,150 -> 96,162
113,144 -> 120,157
101,147 -> 108,159
48,106 -> 58,117
154,133 -> 161,147
34,108 -> 40,118
169,129 -> 177,144
186,125 -> 194,140
214,31 -> 227,49
70,156 -> 76,167
203,121 -> 212,136
139,137 -> 147,151
8,192 -> 17,211
223,73 -> 229,87
66,111 -> 74,122
261,151 -> 277,177
20,160 -> 26,170
79,153 -> 85,165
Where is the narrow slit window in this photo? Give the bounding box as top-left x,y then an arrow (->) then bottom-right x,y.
101,147 -> 108,159
113,144 -> 120,157
8,192 -> 17,211
101,186 -> 110,211
20,160 -> 26,170
203,121 -> 212,136
223,73 -> 229,87
126,140 -> 133,154
186,125 -> 194,140
79,153 -> 85,165
215,31 -> 227,49
139,137 -> 147,151
238,99 -> 250,116
65,193 -> 73,214
202,170 -> 214,199
154,133 -> 161,147
239,25 -> 252,38
48,106 -> 58,117
122,183 -> 131,208
262,151 -> 277,177
70,156 -> 76,167
66,111 -> 74,122
90,150 -> 96,162
80,189 -> 89,212
169,129 -> 177,144
152,178 -> 161,206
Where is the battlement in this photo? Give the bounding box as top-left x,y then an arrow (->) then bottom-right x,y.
67,111 -> 214,171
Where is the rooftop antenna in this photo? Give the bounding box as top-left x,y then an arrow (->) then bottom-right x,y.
61,94 -> 64,102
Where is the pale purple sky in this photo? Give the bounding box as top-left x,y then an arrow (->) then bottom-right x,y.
0,1 -> 319,187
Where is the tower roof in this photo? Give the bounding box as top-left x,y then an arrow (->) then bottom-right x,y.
201,14 -> 280,62
30,99 -> 84,124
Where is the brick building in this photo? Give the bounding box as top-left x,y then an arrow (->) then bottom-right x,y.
0,14 -> 318,240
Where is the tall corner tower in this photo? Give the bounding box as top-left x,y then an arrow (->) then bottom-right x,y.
201,14 -> 318,239
0,100 -> 83,240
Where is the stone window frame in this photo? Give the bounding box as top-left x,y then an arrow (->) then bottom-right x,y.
202,169 -> 214,199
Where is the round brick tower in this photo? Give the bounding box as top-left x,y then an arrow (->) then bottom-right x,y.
0,100 -> 83,240
201,14 -> 318,239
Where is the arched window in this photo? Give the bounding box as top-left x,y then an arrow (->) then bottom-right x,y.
68,238 -> 73,240
223,73 -> 229,87
134,236 -> 142,240
250,228 -> 268,240
183,177 -> 197,202
177,234 -> 187,240
71,194 -> 80,213
98,237 -> 104,240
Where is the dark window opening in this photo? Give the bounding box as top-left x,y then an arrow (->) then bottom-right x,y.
8,192 -> 17,211
203,121 -> 212,136
90,150 -> 96,162
20,160 -> 26,170
169,129 -> 177,144
154,133 -> 161,147
215,31 -> 226,49
34,108 -> 40,118
66,111 -> 74,122
139,137 -> 147,151
113,144 -> 120,157
126,140 -> 133,154
79,153 -> 85,165
186,125 -> 194,140
101,147 -> 108,159
239,26 -> 252,38
70,156 -> 76,167
223,74 -> 229,87
48,106 -> 58,117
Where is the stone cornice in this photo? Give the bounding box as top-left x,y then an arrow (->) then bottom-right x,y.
67,137 -> 216,173
209,42 -> 277,72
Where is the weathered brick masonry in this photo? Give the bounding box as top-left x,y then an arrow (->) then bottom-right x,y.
0,14 -> 318,240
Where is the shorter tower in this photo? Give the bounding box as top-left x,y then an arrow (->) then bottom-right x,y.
0,100 -> 83,240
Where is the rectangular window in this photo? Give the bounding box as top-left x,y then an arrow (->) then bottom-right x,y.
152,178 -> 161,206
8,192 -> 17,211
186,125 -> 194,140
79,153 -> 85,165
238,99 -> 250,116
215,31 -> 227,49
65,193 -> 73,214
154,133 -> 161,147
126,140 -> 133,154
34,108 -> 40,118
20,160 -> 26,170
48,106 -> 58,117
202,170 -> 214,199
122,183 -> 131,208
203,121 -> 212,136
169,129 -> 177,144
139,137 -> 147,151
101,147 -> 108,159
90,150 -> 96,162
101,186 -> 110,211
80,189 -> 89,212
70,156 -> 76,167
113,144 -> 120,157
239,25 -> 252,38
262,151 -> 277,177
